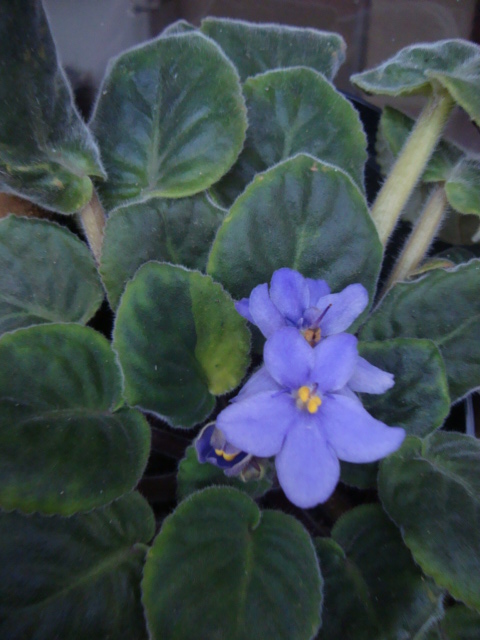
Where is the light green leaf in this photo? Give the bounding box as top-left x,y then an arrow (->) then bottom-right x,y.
142,487 -> 322,640
201,17 -> 345,81
100,193 -> 225,309
0,324 -> 151,515
113,262 -> 250,428
445,158 -> 480,216
0,493 -> 154,640
0,216 -> 103,335
379,432 -> 480,611
91,31 -> 247,210
0,0 -> 105,213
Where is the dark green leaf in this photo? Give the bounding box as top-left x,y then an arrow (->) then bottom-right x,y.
0,324 -> 151,515
142,487 -> 322,640
113,262 -> 250,428
360,260 -> 480,402
379,432 -> 480,611
215,67 -> 367,204
177,445 -> 272,500
201,18 -> 345,81
0,216 -> 103,335
425,604 -> 480,640
0,492 -> 154,640
0,0 -> 105,213
445,158 -> 480,216
352,39 -> 480,125
208,154 -> 382,308
316,503 -> 444,639
100,193 -> 225,308
91,31 -> 247,210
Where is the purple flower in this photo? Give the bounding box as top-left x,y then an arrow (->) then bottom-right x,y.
236,267 -> 369,345
217,328 -> 405,508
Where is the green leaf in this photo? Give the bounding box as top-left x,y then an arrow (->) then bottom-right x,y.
208,154 -> 382,307
0,216 -> 103,335
201,18 -> 345,81
90,31 -> 247,211
360,260 -> 480,402
445,158 -> 480,216
162,20 -> 196,35
177,445 -> 272,500
379,432 -> 480,612
315,503 -> 444,639
113,262 -> 250,428
352,39 -> 480,125
214,67 -> 367,204
0,324 -> 151,515
425,604 -> 480,640
0,492 -> 154,640
100,193 -> 225,309
0,1 -> 105,213
142,486 -> 322,640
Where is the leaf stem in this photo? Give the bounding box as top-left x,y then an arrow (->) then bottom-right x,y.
371,90 -> 454,245
383,185 -> 448,293
78,190 -> 105,263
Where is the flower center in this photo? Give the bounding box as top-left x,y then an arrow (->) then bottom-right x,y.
301,327 -> 321,346
214,449 -> 239,462
296,385 -> 322,414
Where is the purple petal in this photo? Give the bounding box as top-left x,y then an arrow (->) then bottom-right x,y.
311,333 -> 358,392
269,268 -> 309,323
306,278 -> 331,307
317,284 -> 369,335
275,415 -> 340,508
235,298 -> 254,323
335,386 -> 363,404
216,391 -> 296,457
264,327 -> 313,389
248,283 -> 285,338
233,366 -> 281,403
319,395 -> 406,463
348,357 -> 395,394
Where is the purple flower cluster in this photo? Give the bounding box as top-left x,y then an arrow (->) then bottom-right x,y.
197,268 -> 405,508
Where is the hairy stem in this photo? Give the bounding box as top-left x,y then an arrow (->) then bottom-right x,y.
371,90 -> 454,245
78,190 -> 105,263
384,184 -> 448,293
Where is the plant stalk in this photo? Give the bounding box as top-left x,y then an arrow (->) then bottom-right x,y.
371,90 -> 454,245
384,184 -> 448,293
78,190 -> 105,263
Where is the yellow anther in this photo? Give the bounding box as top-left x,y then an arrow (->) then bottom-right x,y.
215,448 -> 238,462
302,327 -> 321,347
298,386 -> 310,403
307,396 -> 322,414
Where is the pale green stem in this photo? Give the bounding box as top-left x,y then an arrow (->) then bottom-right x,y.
371,90 -> 454,245
383,184 -> 448,293
78,190 -> 105,263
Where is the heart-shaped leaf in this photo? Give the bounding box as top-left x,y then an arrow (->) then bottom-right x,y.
352,39 -> 480,125
208,154 -> 382,306
0,323 -> 151,515
0,0 -> 105,213
100,193 -> 225,309
142,486 -> 322,640
360,260 -> 480,402
315,503 -> 444,639
379,432 -> 480,611
113,262 -> 250,428
201,17 -> 345,81
90,31 -> 247,210
214,67 -> 367,204
0,492 -> 154,640
0,216 -> 104,335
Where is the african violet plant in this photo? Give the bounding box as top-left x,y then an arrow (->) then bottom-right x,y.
1,1 -> 480,638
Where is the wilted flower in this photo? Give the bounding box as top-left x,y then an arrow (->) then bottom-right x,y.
236,267 -> 368,345
217,328 -> 405,508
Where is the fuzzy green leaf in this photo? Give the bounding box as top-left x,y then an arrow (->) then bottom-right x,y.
426,605 -> 480,640
445,158 -> 480,216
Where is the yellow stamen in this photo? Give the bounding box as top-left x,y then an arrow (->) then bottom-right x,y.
298,386 -> 310,403
296,386 -> 322,413
302,327 -> 321,347
215,448 -> 238,462
307,396 -> 322,414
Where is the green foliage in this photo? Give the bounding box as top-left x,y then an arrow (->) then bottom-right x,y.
380,432 -> 480,611
90,31 -> 247,211
100,193 -> 225,308
0,493 -> 154,640
0,0 -> 105,213
445,158 -> 480,216
0,324 -> 150,515
142,487 -> 322,640
113,262 -> 250,427
426,605 -> 480,640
